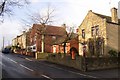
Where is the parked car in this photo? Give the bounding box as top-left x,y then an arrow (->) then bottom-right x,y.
2,48 -> 11,54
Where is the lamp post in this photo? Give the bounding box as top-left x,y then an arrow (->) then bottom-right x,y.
2,36 -> 4,49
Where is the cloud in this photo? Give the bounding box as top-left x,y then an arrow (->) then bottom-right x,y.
0,20 -> 22,48
30,0 -> 39,3
0,21 -> 21,36
118,1 -> 120,19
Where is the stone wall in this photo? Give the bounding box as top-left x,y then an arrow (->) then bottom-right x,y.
106,23 -> 120,53
46,53 -> 118,71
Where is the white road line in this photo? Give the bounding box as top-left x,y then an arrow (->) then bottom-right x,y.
25,58 -> 32,61
19,64 -> 34,72
41,74 -> 53,80
40,62 -> 97,78
0,62 -> 2,65
9,59 -> 18,64
6,57 -> 18,64
4,56 -> 34,72
68,70 -> 97,78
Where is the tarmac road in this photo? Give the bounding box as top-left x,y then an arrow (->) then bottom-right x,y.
0,52 -> 119,80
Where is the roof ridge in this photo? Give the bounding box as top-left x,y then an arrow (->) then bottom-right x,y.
93,12 -> 111,18
33,24 -> 62,28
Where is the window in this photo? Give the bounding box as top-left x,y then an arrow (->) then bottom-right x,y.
91,25 -> 99,36
52,36 -> 56,40
30,38 -> 32,43
34,36 -> 37,42
95,26 -> 99,36
82,29 -> 85,39
91,27 -> 94,37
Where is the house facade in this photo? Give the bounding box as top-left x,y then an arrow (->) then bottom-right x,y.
52,33 -> 79,54
78,7 -> 120,57
12,31 -> 30,50
29,24 -> 67,53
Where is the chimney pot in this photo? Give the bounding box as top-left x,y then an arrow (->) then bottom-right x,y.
62,23 -> 66,30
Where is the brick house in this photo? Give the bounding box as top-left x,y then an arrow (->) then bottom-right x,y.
78,7 -> 120,57
52,33 -> 79,54
29,24 -> 66,53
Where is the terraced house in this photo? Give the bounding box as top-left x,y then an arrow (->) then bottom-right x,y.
78,7 -> 120,57
12,30 -> 31,54
12,31 -> 28,49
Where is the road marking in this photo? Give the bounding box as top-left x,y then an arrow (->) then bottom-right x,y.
4,56 -> 34,72
0,62 -> 2,66
40,62 -> 97,78
5,57 -> 18,64
68,70 -> 97,78
19,64 -> 34,72
7,57 -> 10,60
9,59 -> 18,64
41,74 -> 53,80
25,58 -> 32,61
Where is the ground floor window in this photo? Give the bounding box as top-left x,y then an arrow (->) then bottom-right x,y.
88,37 -> 104,57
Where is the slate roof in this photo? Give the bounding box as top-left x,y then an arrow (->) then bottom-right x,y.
93,12 -> 120,25
32,24 -> 67,36
52,33 -> 78,45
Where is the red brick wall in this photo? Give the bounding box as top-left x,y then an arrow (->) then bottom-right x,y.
29,24 -> 66,53
69,38 -> 79,51
52,38 -> 79,54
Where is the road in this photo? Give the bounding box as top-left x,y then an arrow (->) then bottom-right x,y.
0,52 -> 119,80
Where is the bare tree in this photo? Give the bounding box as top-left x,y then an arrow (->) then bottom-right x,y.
0,0 -> 30,23
26,5 -> 56,53
62,24 -> 77,54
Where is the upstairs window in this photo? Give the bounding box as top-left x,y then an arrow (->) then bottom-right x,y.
95,26 -> 99,36
82,29 -> 85,39
30,37 -> 32,43
52,36 -> 56,40
91,25 -> 99,37
34,35 -> 37,43
91,27 -> 94,37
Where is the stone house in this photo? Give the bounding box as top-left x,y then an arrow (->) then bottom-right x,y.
78,7 -> 120,57
29,24 -> 66,53
12,31 -> 30,49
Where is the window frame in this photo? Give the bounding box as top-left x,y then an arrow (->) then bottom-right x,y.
82,29 -> 85,39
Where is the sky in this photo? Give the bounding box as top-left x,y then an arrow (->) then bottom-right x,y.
0,0 -> 119,49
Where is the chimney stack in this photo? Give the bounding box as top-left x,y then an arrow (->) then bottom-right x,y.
62,23 -> 66,30
76,28 -> 79,33
111,7 -> 118,23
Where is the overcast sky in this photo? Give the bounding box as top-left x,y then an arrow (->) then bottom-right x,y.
0,0 -> 119,49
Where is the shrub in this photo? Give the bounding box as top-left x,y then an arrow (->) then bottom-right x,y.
108,50 -> 118,57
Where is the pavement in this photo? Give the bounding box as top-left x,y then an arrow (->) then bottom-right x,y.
0,52 -> 119,80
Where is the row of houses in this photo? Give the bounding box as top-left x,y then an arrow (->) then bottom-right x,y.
12,7 -> 120,58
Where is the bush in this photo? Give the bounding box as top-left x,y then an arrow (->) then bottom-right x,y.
108,50 -> 118,57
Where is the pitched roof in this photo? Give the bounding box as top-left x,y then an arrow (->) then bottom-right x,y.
52,33 -> 78,45
32,24 -> 67,36
93,12 -> 120,25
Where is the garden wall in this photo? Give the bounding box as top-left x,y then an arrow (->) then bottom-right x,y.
46,53 -> 119,71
